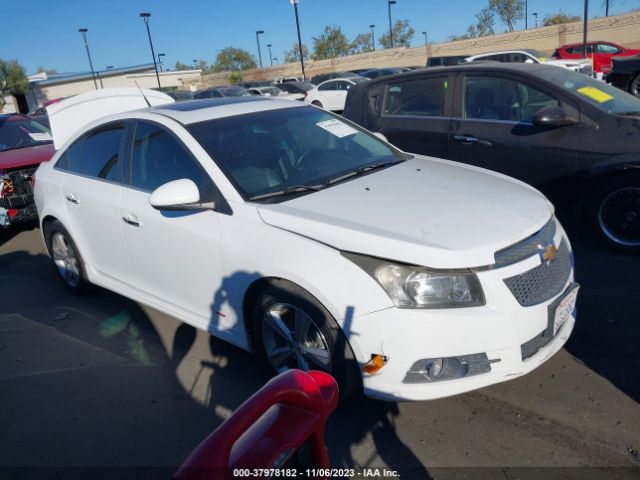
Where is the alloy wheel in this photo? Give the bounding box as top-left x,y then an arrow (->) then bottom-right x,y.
51,232 -> 81,287
261,302 -> 332,373
598,187 -> 640,247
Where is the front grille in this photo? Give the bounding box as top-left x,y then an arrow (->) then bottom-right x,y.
494,218 -> 556,268
503,239 -> 571,307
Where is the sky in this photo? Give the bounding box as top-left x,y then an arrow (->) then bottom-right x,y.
1,0 -> 636,75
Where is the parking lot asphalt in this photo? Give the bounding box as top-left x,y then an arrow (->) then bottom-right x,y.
1,223 -> 639,479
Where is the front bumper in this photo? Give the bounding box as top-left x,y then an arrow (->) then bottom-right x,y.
347,219 -> 576,401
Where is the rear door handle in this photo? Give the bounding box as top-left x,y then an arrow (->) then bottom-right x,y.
122,214 -> 141,227
65,193 -> 79,204
453,134 -> 479,144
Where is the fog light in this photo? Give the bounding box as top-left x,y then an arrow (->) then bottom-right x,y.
403,353 -> 496,384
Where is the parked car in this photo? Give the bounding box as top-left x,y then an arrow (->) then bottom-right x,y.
359,68 -> 403,79
310,71 -> 359,85
248,86 -> 303,101
466,49 -> 593,74
276,80 -> 316,98
194,86 -> 255,99
0,114 -> 55,227
35,92 -> 578,401
551,41 -> 640,73
343,62 -> 640,250
607,55 -> 640,97
426,55 -> 469,67
304,77 -> 369,112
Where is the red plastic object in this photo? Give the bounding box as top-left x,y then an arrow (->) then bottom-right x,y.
174,369 -> 339,480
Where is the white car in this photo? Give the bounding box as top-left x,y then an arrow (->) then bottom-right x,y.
35,89 -> 578,401
248,86 -> 304,101
304,77 -> 370,112
466,49 -> 593,74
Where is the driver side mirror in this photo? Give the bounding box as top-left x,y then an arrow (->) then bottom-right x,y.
532,106 -> 578,128
149,179 -> 214,211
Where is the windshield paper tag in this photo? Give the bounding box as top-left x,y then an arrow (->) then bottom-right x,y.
28,132 -> 53,142
316,119 -> 358,138
577,86 -> 613,103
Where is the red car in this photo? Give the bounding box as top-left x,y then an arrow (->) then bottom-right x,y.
0,114 -> 55,227
551,41 -> 640,74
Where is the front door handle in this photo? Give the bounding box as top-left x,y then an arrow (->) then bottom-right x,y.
453,134 -> 479,144
65,193 -> 79,204
122,214 -> 141,227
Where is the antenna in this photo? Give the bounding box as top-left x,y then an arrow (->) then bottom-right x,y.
134,81 -> 152,107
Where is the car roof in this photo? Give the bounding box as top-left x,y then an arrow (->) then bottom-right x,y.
560,40 -> 617,48
150,96 -> 306,124
469,50 -> 536,58
364,61 -> 558,84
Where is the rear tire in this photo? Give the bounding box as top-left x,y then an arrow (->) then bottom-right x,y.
251,280 -> 362,399
589,174 -> 640,252
629,73 -> 640,97
45,220 -> 91,294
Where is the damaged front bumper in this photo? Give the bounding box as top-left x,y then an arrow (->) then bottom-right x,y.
1,166 -> 38,227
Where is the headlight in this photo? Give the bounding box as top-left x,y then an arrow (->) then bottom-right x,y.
342,252 -> 485,309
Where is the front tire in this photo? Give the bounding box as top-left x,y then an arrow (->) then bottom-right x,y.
629,73 -> 640,97
590,175 -> 640,251
251,280 -> 361,399
45,220 -> 91,294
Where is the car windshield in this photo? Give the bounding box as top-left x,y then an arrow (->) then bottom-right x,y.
279,81 -> 314,93
536,67 -> 640,115
351,76 -> 370,84
221,87 -> 253,97
187,106 -> 407,201
0,117 -> 52,152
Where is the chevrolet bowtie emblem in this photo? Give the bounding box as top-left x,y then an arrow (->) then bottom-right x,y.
540,243 -> 558,263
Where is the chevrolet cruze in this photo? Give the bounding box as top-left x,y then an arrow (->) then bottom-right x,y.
34,90 -> 578,401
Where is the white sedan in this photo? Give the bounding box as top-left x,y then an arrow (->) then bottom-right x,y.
304,77 -> 369,112
466,49 -> 593,74
35,89 -> 578,401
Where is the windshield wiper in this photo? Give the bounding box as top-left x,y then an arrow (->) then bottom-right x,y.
327,160 -> 405,185
248,184 -> 326,201
615,111 -> 640,116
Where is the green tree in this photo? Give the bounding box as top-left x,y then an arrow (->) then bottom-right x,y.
543,11 -> 582,26
312,26 -> 350,60
228,71 -> 243,84
174,60 -> 191,71
349,32 -> 374,55
0,59 -> 29,110
489,0 -> 525,32
283,42 -> 310,63
378,20 -> 415,49
212,47 -> 257,72
36,66 -> 58,75
452,7 -> 496,40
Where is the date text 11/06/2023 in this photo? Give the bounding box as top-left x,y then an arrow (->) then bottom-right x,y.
232,468 -> 400,478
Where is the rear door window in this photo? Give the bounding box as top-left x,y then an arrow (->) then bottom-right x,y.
80,125 -> 124,181
319,81 -> 337,91
55,137 -> 84,173
383,77 -> 448,117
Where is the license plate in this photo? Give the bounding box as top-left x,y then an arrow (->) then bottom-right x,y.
549,284 -> 579,337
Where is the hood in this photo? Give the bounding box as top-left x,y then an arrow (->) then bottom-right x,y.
258,156 -> 552,269
47,88 -> 174,150
0,143 -> 55,170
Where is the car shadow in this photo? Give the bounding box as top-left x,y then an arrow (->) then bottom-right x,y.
561,227 -> 640,404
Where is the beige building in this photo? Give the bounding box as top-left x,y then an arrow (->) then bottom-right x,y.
27,64 -> 201,112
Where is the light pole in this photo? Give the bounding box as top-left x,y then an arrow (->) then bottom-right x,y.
106,65 -> 114,69
370,24 -> 376,51
158,52 -> 165,72
193,59 -> 198,69
273,57 -> 278,65
422,31 -> 428,47
387,0 -> 396,48
605,0 -> 610,16
582,0 -> 589,59
533,13 -> 538,28
267,44 -> 273,66
290,0 -> 306,80
256,30 -> 264,68
78,28 -> 98,90
139,12 -> 161,89
525,0 -> 528,29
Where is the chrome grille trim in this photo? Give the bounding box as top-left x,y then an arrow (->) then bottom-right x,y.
494,218 -> 556,268
503,239 -> 571,307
